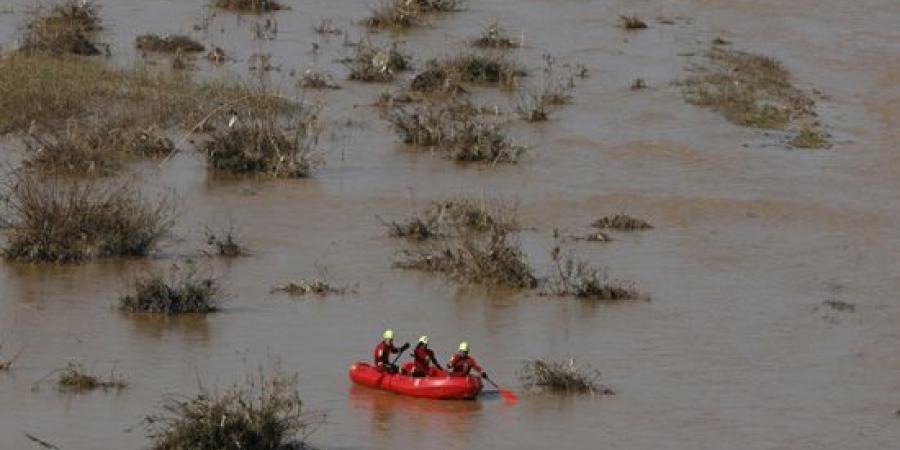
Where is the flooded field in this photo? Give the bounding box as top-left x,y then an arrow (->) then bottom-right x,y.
2,0 -> 900,449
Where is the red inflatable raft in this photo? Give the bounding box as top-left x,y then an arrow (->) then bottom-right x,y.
349,362 -> 483,400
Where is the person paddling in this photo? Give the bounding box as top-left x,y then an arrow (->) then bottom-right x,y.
373,329 -> 408,373
411,336 -> 441,377
447,341 -> 488,379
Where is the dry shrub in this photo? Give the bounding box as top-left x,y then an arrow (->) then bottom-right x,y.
547,248 -> 642,301
298,69 -> 341,90
144,371 -> 315,450
472,21 -> 518,48
409,63 -> 465,95
136,34 -> 205,53
396,229 -> 537,289
213,0 -> 284,13
57,363 -> 127,392
344,41 -> 411,82
363,0 -> 418,30
382,214 -> 442,241
682,47 -> 817,130
205,226 -> 248,257
388,102 -> 524,163
515,56 -> 575,121
519,358 -> 612,394
619,14 -> 647,30
789,124 -> 830,149
1,173 -> 175,263
21,122 -> 175,175
203,110 -> 321,178
0,53 -> 297,135
591,214 -> 652,231
120,264 -> 220,314
19,0 -> 102,55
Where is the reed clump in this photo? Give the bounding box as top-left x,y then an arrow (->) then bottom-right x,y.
203,112 -> 321,178
388,102 -> 524,163
57,363 -> 128,392
19,0 -> 102,55
547,249 -> 642,301
119,265 -> 220,314
1,173 -> 174,263
519,358 -> 613,394
136,34 -> 205,53
143,371 -> 314,450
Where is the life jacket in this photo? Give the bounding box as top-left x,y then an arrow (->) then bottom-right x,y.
373,341 -> 396,367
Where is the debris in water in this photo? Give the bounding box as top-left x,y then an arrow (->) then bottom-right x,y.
591,214 -> 653,230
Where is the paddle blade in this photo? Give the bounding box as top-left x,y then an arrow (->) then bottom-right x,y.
499,389 -> 518,404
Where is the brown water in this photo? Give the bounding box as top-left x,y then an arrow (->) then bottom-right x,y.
3,0 -> 900,449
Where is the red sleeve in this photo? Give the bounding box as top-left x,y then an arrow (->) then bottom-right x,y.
471,357 -> 483,373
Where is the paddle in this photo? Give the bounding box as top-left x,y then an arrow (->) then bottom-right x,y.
483,374 -> 518,404
389,343 -> 410,367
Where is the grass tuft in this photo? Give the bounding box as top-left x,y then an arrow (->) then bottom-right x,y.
271,278 -> 352,296
1,173 -> 174,263
204,226 -> 248,257
119,264 -> 220,314
57,363 -> 127,392
789,123 -> 830,149
136,34 -> 205,53
471,21 -> 518,48
143,371 -> 315,450
19,0 -> 102,55
519,358 -> 613,394
298,69 -> 341,90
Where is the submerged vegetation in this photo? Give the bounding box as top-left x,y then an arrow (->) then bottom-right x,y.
471,21 -> 518,48
143,371 -> 314,450
205,226 -> 249,257
19,0 -> 102,55
57,363 -> 128,392
119,265 -> 220,314
0,344 -> 23,371
383,197 -> 517,240
519,358 -> 613,394
213,0 -> 284,13
364,0 -> 464,30
682,47 -> 827,147
790,123 -> 831,149
136,34 -> 205,53
591,214 -> 653,231
271,278 -> 353,296
619,14 -> 648,30
1,173 -> 174,263
298,69 -> 341,90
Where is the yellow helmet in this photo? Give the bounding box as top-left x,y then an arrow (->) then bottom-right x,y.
418,335 -> 429,345
458,341 -> 469,352
383,329 -> 394,340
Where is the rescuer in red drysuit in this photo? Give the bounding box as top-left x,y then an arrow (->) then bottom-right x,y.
373,329 -> 408,373
447,341 -> 488,378
410,336 -> 441,377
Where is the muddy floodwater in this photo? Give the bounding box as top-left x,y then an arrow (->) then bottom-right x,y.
3,0 -> 900,449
